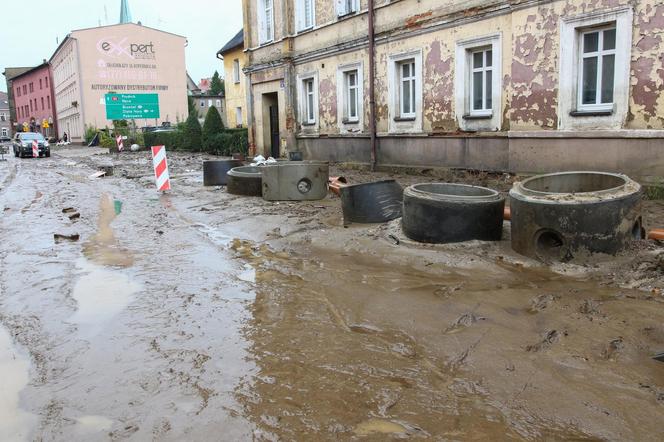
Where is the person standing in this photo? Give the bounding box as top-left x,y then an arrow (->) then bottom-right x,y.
63,132 -> 68,143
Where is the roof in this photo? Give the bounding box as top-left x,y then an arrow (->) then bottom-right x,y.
5,62 -> 50,82
71,22 -> 186,39
2,67 -> 33,80
217,29 -> 244,55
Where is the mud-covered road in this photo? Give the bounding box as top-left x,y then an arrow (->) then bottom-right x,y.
1,147 -> 664,441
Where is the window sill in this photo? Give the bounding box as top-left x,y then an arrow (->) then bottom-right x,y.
393,116 -> 416,122
569,110 -> 613,117
463,113 -> 493,120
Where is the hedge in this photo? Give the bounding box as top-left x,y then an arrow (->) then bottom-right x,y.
143,128 -> 248,156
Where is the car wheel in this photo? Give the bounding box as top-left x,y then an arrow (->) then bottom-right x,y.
14,149 -> 18,157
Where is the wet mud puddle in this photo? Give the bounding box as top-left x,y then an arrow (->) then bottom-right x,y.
73,193 -> 141,335
0,326 -> 37,442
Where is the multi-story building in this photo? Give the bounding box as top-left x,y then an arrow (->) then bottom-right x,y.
242,0 -> 664,178
191,93 -> 227,127
9,62 -> 57,138
0,91 -> 10,138
2,67 -> 32,136
50,22 -> 188,143
218,29 -> 248,128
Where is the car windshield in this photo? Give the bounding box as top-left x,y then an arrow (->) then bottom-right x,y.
20,133 -> 45,141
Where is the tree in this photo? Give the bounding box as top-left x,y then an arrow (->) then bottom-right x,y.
209,71 -> 225,96
203,105 -> 224,135
187,95 -> 196,116
184,112 -> 202,151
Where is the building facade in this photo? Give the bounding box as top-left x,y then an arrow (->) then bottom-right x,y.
9,62 -> 57,138
50,22 -> 188,143
191,94 -> 227,127
218,29 -> 248,128
2,67 -> 32,137
0,91 -> 10,138
242,0 -> 664,179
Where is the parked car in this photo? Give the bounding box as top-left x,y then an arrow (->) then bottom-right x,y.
13,132 -> 50,158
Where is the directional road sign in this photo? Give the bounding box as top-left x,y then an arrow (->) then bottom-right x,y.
105,93 -> 160,119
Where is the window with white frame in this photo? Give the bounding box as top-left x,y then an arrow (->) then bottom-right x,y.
337,0 -> 359,17
470,47 -> 493,115
236,107 -> 243,126
216,99 -> 221,107
0,113 -> 5,122
454,33 -> 501,131
344,69 -> 360,122
1,128 -> 7,136
558,6 -> 632,129
258,0 -> 274,44
303,77 -> 316,124
233,59 -> 240,83
578,26 -> 616,111
297,0 -> 315,32
398,59 -> 416,118
208,99 -> 213,107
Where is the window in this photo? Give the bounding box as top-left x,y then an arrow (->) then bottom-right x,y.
47,95 -> 50,109
45,77 -> 48,88
337,0 -> 359,17
41,97 -> 45,110
40,79 -> 43,89
337,63 -> 364,132
0,113 -> 5,122
258,0 -> 274,44
470,47 -> 493,115
398,60 -> 416,118
215,99 -> 221,107
30,101 -> 33,112
16,87 -> 20,97
1,128 -> 7,137
201,100 -> 205,107
22,85 -> 26,95
388,50 -> 422,133
558,6 -> 632,129
29,83 -> 33,93
297,73 -> 318,128
344,70 -> 359,122
297,0 -> 315,32
208,99 -> 213,107
454,33 -> 502,131
304,78 -> 315,123
236,107 -> 243,127
578,27 -> 615,111
233,59 -> 240,83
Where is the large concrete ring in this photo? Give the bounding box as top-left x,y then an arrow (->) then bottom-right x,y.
509,171 -> 643,261
340,180 -> 404,224
261,161 -> 329,201
402,183 -> 505,243
203,159 -> 242,186
227,166 -> 263,196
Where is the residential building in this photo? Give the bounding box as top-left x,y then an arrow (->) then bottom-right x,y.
0,91 -> 10,138
9,62 -> 57,138
187,72 -> 201,95
198,78 -> 212,94
191,94 -> 227,127
242,0 -> 664,178
218,29 -> 248,128
2,67 -> 32,136
50,22 -> 188,143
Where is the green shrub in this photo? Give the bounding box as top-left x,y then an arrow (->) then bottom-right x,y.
84,125 -> 98,144
144,130 -> 185,151
184,113 -> 202,151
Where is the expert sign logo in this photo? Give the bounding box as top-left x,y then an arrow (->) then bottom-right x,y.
97,37 -> 156,60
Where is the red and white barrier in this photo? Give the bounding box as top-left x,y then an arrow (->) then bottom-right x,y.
151,145 -> 171,192
116,135 -> 124,152
32,140 -> 38,158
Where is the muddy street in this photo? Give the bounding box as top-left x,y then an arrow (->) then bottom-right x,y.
1,148 -> 664,441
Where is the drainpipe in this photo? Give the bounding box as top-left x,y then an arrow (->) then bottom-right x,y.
368,0 -> 377,171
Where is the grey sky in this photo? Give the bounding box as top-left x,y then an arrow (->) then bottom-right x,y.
0,0 -> 243,88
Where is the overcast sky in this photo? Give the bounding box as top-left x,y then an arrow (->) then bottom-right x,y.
0,0 -> 243,91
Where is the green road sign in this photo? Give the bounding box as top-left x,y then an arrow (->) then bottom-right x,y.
105,93 -> 160,119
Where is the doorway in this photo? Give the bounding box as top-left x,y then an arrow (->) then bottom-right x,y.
262,92 -> 280,158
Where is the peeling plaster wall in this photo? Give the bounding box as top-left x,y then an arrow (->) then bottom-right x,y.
243,0 -> 664,174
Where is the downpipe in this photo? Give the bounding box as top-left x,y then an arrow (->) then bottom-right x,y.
368,0 -> 377,172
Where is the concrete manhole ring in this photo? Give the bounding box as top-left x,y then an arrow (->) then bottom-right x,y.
509,171 -> 643,261
402,183 -> 505,243
203,159 -> 242,186
227,166 -> 263,196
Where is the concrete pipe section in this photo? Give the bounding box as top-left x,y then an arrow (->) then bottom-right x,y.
509,171 -> 643,261
203,159 -> 242,186
226,166 -> 263,196
262,161 -> 329,201
340,180 -> 404,223
402,183 -> 505,243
